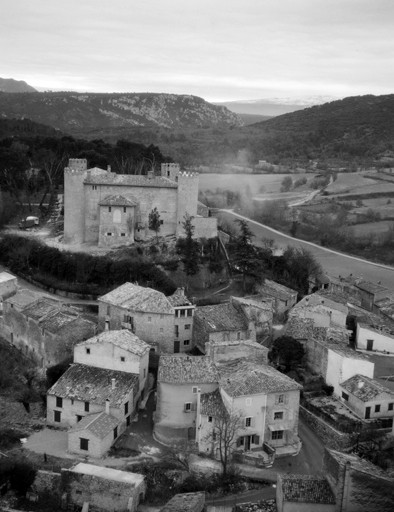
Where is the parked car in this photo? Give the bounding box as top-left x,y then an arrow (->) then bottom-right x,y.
18,216 -> 39,229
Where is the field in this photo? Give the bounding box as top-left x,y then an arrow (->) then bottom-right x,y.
198,172 -> 316,194
347,220 -> 394,237
326,172 -> 394,197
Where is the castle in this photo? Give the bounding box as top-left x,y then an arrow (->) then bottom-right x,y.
64,159 -> 217,247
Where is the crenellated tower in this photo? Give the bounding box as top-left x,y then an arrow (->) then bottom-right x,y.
63,159 -> 88,244
176,171 -> 199,236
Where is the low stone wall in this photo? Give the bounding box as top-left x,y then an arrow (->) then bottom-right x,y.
300,405 -> 354,450
32,470 -> 62,497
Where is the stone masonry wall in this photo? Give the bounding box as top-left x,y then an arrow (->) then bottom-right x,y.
33,470 -> 62,497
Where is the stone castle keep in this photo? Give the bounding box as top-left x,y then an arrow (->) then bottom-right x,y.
64,159 -> 217,247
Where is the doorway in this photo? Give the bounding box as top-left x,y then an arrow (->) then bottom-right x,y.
366,339 -> 374,351
174,340 -> 180,353
365,407 -> 371,419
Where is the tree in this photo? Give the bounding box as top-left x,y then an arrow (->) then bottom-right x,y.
164,440 -> 197,472
148,207 -> 161,240
269,335 -> 305,372
231,219 -> 264,292
176,214 -> 200,283
204,407 -> 244,476
280,176 -> 293,192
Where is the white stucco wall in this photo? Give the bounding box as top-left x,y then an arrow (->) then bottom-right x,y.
327,350 -> 374,397
356,324 -> 394,354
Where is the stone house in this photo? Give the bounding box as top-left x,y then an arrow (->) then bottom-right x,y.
288,293 -> 348,329
205,338 -> 269,365
62,463 -> 145,512
154,356 -> 219,444
98,283 -> 195,354
323,448 -> 394,511
160,492 -> 205,512
256,279 -> 298,320
276,474 -> 336,512
0,271 -> 17,310
231,295 -> 274,343
1,291 -> 97,367
339,374 -> 394,421
192,301 -> 256,354
64,159 -> 217,247
355,322 -> 394,353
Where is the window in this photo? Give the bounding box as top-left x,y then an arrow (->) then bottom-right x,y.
76,415 -> 82,422
192,386 -> 198,394
342,392 -> 349,401
160,314 -> 164,319
274,411 -> 284,420
108,207 -> 112,212
54,410 -> 61,422
86,348 -> 90,355
185,324 -> 191,330
114,427 -> 118,439
121,356 -> 125,362
106,232 -> 112,236
175,326 -> 179,337
92,185 -> 97,190
80,438 -> 89,451
271,430 -> 283,441
123,207 -> 126,213
389,403 -> 394,411
184,340 -> 190,346
375,404 -> 381,413
124,401 -> 129,415
252,434 -> 260,445
184,402 -> 192,412
208,416 -> 213,423
180,310 -> 186,317
107,305 -> 110,315
84,402 -> 90,412
160,219 -> 164,225
71,399 -> 74,405
278,394 -> 284,404
56,397 -> 63,408
245,417 -> 252,428
187,309 -> 193,317
237,332 -> 241,340
121,233 -> 126,237
148,316 -> 152,322
246,398 -> 252,406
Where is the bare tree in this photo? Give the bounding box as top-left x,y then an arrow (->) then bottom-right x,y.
164,440 -> 198,472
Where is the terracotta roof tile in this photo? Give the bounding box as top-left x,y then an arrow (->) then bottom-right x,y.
48,363 -> 138,407
340,374 -> 394,402
99,194 -> 138,206
280,475 -> 336,504
167,288 -> 193,307
194,303 -> 248,333
5,288 -> 40,309
77,330 -> 150,356
158,356 -> 218,384
200,389 -> 226,416
69,411 -> 120,439
99,282 -> 174,314
258,279 -> 297,301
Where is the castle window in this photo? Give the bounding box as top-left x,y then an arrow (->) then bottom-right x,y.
86,348 -> 90,355
160,220 -> 164,225
123,207 -> 126,213
109,207 -> 112,212
80,438 -> 89,451
184,339 -> 190,346
121,233 -> 126,237
106,232 -> 112,236
92,185 -> 97,190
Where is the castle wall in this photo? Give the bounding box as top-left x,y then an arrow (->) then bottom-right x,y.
192,217 -> 218,239
64,169 -> 87,244
98,204 -> 135,247
176,173 -> 199,235
84,183 -> 178,243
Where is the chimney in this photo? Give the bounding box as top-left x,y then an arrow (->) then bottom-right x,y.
147,170 -> 154,179
87,170 -> 91,180
358,380 -> 364,389
105,399 -> 110,414
111,378 -> 116,390
107,165 -> 111,173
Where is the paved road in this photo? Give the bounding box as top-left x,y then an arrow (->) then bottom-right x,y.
219,211 -> 394,289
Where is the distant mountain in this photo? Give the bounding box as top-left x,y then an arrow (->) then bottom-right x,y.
0,92 -> 242,134
0,118 -> 62,140
0,78 -> 37,93
236,113 -> 272,126
215,95 -> 339,117
246,94 -> 394,160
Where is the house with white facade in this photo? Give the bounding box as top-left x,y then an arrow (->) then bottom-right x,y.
356,322 -> 394,354
98,283 -> 195,354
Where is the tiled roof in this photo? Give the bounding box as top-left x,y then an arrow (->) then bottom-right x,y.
327,449 -> 394,480
340,374 -> 394,402
234,295 -> 274,311
168,288 -> 193,307
348,304 -> 388,326
23,297 -> 61,320
158,356 -> 218,384
354,279 -> 389,295
218,361 -> 302,397
357,323 -> 394,340
194,303 -> 248,333
280,475 -> 336,504
99,282 -> 174,314
200,389 -> 226,416
77,330 -> 150,356
313,327 -> 349,345
5,289 -> 39,309
329,345 -> 371,361
258,279 -> 297,301
316,290 -> 349,305
48,363 -> 139,407
160,492 -> 205,512
284,317 -> 315,339
99,194 -> 137,206
293,294 -> 348,314
69,411 -> 120,439
84,172 -> 177,189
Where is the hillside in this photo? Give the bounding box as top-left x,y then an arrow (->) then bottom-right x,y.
246,94 -> 394,161
0,118 -> 62,139
0,78 -> 37,93
0,91 -> 242,134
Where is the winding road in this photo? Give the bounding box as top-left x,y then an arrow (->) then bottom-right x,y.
219,210 -> 394,289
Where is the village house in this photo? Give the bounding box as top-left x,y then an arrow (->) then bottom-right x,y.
160,492 -> 205,512
373,292 -> 394,325
205,338 -> 269,365
0,271 -> 17,310
192,296 -> 273,354
47,330 -> 150,457
154,355 -> 219,444
63,159 -> 217,247
288,293 -> 348,329
355,322 -> 394,353
98,283 -> 195,354
276,474 -> 336,512
33,463 -> 146,512
339,374 -> 394,422
0,289 -> 97,367
255,279 -> 298,320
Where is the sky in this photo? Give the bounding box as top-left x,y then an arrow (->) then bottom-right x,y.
2,0 -> 394,102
